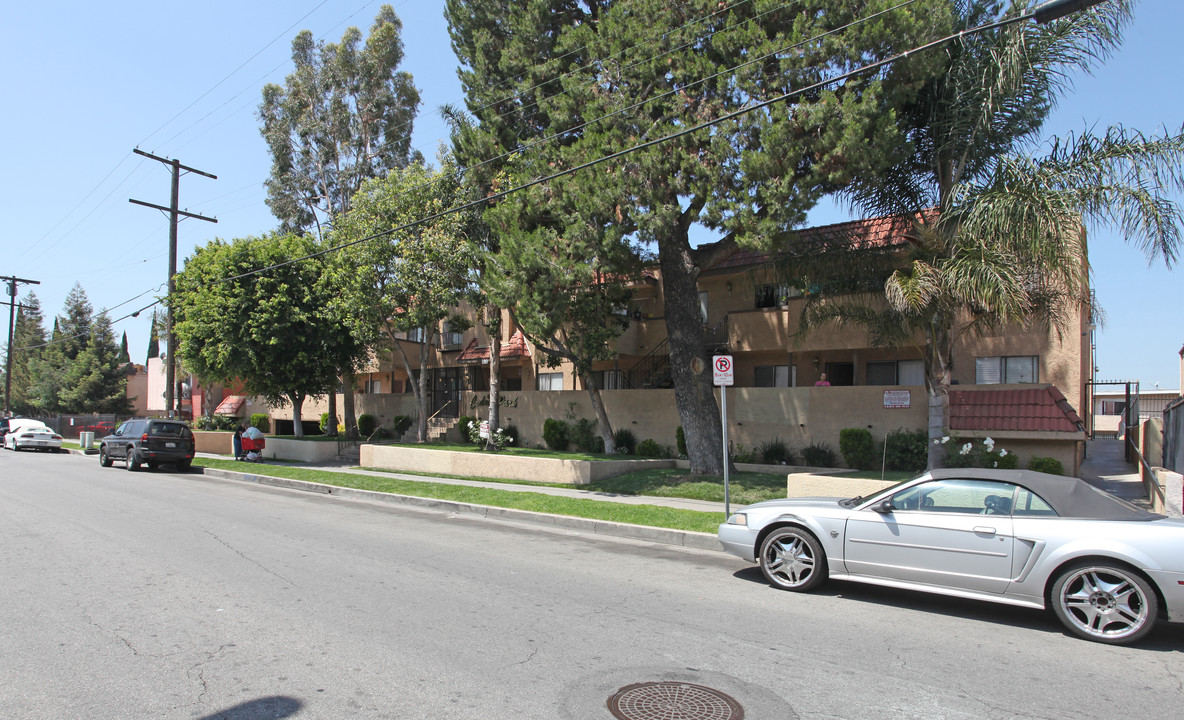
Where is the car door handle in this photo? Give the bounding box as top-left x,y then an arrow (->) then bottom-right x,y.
973,526 -> 996,535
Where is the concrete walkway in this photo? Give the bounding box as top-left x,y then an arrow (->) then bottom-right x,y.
1077,438 -> 1150,507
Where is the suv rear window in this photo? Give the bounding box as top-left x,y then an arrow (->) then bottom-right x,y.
150,422 -> 190,437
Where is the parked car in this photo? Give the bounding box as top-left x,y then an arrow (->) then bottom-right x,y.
718,468 -> 1184,645
98,418 -> 195,471
2,418 -> 64,452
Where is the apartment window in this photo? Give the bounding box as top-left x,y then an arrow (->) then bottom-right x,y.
754,283 -> 801,309
403,327 -> 426,343
593,370 -> 623,390
754,365 -> 790,387
866,360 -> 925,386
976,355 -> 1038,384
537,372 -> 564,391
441,324 -> 463,349
363,380 -> 383,394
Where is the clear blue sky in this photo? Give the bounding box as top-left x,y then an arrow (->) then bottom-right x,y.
2,1 -> 1181,390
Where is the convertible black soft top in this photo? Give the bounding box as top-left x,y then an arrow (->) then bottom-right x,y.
927,468 -> 1162,521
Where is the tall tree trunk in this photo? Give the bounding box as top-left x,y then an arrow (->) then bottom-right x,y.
291,391 -> 306,439
485,316 -> 501,452
342,369 -> 358,439
657,227 -> 724,474
416,332 -> 431,443
924,314 -> 954,469
582,372 -> 617,455
326,383 -> 338,437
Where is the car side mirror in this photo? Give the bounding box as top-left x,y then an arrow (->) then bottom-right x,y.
873,499 -> 895,514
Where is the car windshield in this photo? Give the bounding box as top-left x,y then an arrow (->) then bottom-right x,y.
839,475 -> 925,508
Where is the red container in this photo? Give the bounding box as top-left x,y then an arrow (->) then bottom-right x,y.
241,436 -> 266,453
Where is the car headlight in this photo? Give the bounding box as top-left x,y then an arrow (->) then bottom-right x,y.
726,513 -> 748,526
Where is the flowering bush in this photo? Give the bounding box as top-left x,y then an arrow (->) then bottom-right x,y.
939,435 -> 1018,469
465,419 -> 513,451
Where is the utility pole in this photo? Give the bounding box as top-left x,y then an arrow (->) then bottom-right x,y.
3,275 -> 40,416
130,149 -> 217,419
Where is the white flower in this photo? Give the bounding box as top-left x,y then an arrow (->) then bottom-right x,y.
983,437 -> 995,449
941,436 -> 950,444
999,449 -> 1008,457
993,461 -> 998,467
961,443 -> 973,455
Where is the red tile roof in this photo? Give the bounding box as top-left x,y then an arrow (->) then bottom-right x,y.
457,330 -> 532,364
708,210 -> 936,272
948,387 -> 1083,433
214,395 -> 246,415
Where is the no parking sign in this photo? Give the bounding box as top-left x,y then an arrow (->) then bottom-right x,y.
712,355 -> 734,386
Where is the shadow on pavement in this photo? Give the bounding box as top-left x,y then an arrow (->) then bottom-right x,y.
197,696 -> 303,719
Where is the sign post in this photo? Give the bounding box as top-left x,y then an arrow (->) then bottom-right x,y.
713,355 -> 734,516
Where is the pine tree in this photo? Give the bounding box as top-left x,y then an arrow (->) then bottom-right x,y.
5,293 -> 47,415
146,310 -> 161,364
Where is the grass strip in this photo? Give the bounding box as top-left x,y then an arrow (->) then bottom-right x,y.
195,458 -> 723,534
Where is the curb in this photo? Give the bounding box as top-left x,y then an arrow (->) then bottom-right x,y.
198,466 -> 722,552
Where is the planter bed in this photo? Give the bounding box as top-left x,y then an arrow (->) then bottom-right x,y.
362,444 -> 677,485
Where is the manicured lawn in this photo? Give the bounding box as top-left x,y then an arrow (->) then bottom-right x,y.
585,468 -> 916,505
194,458 -> 723,533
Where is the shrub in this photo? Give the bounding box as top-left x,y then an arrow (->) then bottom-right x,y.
194,415 -> 239,431
801,442 -> 838,468
542,418 -> 569,451
884,428 -> 928,472
501,424 -> 520,448
636,438 -> 663,457
731,444 -> 757,464
942,436 -> 1018,469
320,412 -> 335,433
675,426 -> 687,457
570,418 -> 600,453
1028,456 -> 1064,475
839,428 -> 878,470
612,427 -> 637,454
456,416 -> 476,438
757,437 -> 795,465
391,415 -> 413,436
248,413 -> 270,433
464,419 -> 513,450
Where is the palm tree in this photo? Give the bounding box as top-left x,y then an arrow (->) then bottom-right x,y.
780,0 -> 1184,467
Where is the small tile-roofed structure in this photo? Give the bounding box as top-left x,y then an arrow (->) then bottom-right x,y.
456,330 -> 532,364
949,387 -> 1083,433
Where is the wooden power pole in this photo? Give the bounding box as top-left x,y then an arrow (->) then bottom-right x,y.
130,149 -> 217,418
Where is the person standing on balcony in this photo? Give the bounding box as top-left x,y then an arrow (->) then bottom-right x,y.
815,373 -> 830,387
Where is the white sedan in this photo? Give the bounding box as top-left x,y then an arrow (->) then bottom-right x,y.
719,468 -> 1184,644
3,423 -> 64,452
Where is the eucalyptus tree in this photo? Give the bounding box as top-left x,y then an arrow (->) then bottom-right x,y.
259,4 -> 420,437
780,0 -> 1184,466
173,234 -> 363,438
330,158 -> 479,443
446,0 -> 942,473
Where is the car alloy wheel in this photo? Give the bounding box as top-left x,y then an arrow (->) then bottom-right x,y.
1051,563 -> 1158,644
759,526 -> 827,592
126,447 -> 141,471
99,446 -> 113,467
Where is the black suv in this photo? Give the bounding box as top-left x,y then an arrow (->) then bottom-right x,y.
99,418 -> 195,471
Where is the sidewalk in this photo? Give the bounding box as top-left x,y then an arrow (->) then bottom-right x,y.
191,452 -> 727,551
1077,438 -> 1151,508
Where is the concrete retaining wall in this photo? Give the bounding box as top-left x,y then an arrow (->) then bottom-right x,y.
362,444 -> 677,485
194,431 -> 233,455
262,438 -> 342,463
786,472 -> 898,499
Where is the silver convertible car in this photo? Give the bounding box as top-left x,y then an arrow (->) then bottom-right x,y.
718,468 -> 1184,644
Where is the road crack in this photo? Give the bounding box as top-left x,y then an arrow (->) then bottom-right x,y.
203,529 -> 295,586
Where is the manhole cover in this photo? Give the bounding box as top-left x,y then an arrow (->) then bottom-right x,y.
607,682 -> 744,720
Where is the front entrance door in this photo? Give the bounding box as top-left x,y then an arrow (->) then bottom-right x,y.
429,368 -> 463,418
